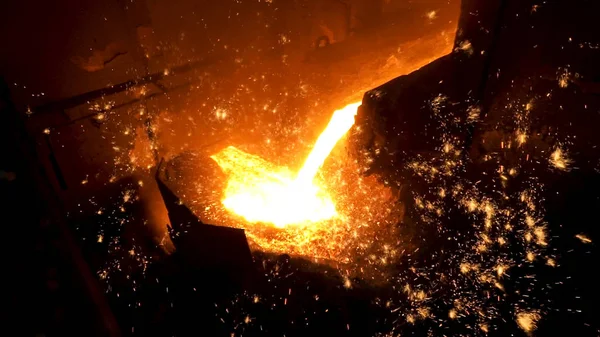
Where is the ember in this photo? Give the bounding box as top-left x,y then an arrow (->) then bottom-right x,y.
211,102 -> 360,228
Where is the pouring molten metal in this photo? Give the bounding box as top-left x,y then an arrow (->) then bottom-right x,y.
211,102 -> 361,228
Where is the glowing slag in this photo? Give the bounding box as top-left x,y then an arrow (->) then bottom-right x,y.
211,102 -> 361,228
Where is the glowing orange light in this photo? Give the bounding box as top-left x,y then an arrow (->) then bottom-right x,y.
211,102 -> 361,228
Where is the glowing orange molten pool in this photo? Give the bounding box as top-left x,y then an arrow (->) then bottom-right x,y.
211,102 -> 361,228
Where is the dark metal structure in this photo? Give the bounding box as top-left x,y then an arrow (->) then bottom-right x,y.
155,160 -> 254,288
354,0 -> 600,180
351,1 -> 600,335
352,0 -> 504,183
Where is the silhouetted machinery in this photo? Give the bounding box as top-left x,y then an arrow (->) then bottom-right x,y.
155,160 -> 254,289
351,0 -> 500,179
349,2 -> 600,335
352,0 -> 600,191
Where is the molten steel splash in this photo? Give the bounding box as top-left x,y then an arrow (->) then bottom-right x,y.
211,102 -> 361,228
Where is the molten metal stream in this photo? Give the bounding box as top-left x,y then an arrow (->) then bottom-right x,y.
211,102 -> 361,228
296,102 -> 362,186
